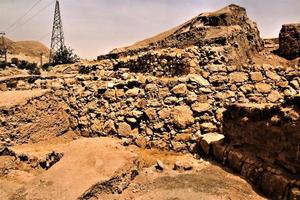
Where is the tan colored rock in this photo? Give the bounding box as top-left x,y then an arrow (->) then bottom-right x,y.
103,119 -> 116,134
290,80 -> 300,89
103,89 -> 116,100
135,137 -> 147,148
267,91 -> 283,102
117,122 -> 132,137
200,133 -> 225,155
174,133 -> 191,142
209,75 -> 228,84
171,84 -> 187,95
145,83 -> 158,92
158,87 -> 171,98
0,83 -> 7,91
188,74 -> 210,86
126,88 -> 145,97
170,105 -> 194,129
266,71 -> 281,81
191,102 -> 211,113
255,83 -> 272,93
158,108 -> 171,119
250,72 -> 264,82
144,108 -> 157,121
230,72 -> 248,83
200,123 -> 218,133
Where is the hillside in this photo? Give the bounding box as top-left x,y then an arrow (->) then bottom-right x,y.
2,37 -> 49,64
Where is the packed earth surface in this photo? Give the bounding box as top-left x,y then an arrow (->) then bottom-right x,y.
0,4 -> 300,200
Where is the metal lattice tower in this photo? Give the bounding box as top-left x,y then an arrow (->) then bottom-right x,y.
49,0 -> 64,63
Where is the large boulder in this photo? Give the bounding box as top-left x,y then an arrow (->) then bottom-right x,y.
278,23 -> 300,59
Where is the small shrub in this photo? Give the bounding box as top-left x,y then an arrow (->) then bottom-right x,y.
51,46 -> 79,66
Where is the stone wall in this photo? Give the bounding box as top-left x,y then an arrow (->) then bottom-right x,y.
278,24 -> 300,59
208,99 -> 300,199
0,62 -> 300,199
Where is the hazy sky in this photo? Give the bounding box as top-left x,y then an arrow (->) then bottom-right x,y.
0,0 -> 299,59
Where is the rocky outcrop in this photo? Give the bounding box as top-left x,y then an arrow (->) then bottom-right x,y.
99,4 -> 264,75
278,24 -> 300,59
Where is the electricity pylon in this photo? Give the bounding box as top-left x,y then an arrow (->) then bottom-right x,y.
49,0 -> 64,64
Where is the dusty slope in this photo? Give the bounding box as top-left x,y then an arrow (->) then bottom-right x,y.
3,37 -> 49,58
111,4 -> 263,55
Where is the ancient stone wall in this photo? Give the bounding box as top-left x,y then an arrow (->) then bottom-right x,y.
278,24 -> 300,59
0,62 -> 300,199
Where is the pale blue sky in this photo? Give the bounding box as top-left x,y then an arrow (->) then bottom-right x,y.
0,0 -> 299,59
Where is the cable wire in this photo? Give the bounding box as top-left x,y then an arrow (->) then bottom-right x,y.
8,0 -> 55,34
6,0 -> 42,32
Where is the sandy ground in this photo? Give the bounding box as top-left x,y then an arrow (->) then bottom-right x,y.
0,135 -> 266,200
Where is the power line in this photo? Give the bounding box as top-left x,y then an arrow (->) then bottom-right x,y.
8,0 -> 55,35
6,0 -> 42,32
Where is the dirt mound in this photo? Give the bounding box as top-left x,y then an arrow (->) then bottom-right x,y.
98,4 -> 269,76
112,4 -> 262,53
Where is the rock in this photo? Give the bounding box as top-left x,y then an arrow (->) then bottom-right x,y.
164,96 -> 178,104
200,133 -> 225,155
158,108 -> 171,119
170,105 -> 195,129
284,86 -> 297,97
171,84 -> 187,95
229,72 -> 248,83
265,71 -> 281,81
173,160 -> 193,171
200,123 -> 218,133
278,23 -> 300,59
267,91 -> 283,102
227,149 -> 244,172
0,83 -> 8,91
144,108 -> 157,121
145,83 -> 158,92
215,108 -> 226,121
255,83 -> 272,93
135,137 -> 147,148
158,87 -> 171,97
117,122 -> 132,137
174,133 -> 191,142
209,74 -> 228,84
290,79 -> 300,90
191,102 -> 211,113
250,72 -> 264,82
103,120 -> 116,134
103,90 -> 117,102
126,88 -> 144,97
188,74 -> 210,86
131,110 -> 144,119
155,160 -> 164,171
289,187 -> 300,200
260,171 -> 289,199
